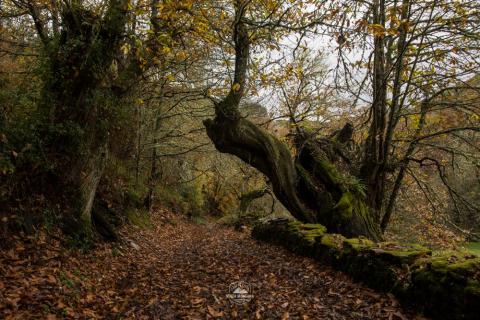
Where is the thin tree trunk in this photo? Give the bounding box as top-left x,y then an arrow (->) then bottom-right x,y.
144,0 -> 165,211
380,2 -> 436,231
146,111 -> 163,211
235,188 -> 268,224
135,106 -> 142,187
51,0 -> 60,37
381,100 -> 427,231
146,138 -> 157,212
70,141 -> 108,230
359,0 -> 388,224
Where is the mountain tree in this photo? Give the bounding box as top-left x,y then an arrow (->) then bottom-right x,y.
204,1 -> 382,240
204,0 -> 480,240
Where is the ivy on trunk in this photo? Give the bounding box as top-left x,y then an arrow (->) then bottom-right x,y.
36,0 -> 130,240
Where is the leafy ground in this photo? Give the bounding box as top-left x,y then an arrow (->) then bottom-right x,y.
0,211 -> 423,319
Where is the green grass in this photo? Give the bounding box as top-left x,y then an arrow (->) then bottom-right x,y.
465,242 -> 480,255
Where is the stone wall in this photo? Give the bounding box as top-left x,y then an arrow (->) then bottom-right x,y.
252,220 -> 480,320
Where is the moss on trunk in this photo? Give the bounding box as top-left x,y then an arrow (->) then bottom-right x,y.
205,116 -> 382,240
204,11 -> 381,241
38,1 -> 129,240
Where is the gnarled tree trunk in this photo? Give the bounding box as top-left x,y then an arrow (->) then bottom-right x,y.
37,0 -> 129,238
204,4 -> 381,241
205,115 -> 381,241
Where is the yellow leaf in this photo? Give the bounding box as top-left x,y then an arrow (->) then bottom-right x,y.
177,51 -> 187,61
368,23 -> 385,36
121,43 -> 130,55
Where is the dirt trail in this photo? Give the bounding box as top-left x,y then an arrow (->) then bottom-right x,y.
0,211 -> 419,319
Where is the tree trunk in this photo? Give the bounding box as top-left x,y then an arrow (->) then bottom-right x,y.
358,0 -> 388,225
204,4 -> 381,241
205,117 -> 382,241
37,0 -> 129,239
234,188 -> 270,229
67,141 -> 108,238
146,138 -> 158,212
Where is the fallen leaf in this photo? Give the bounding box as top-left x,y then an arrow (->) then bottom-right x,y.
207,305 -> 223,317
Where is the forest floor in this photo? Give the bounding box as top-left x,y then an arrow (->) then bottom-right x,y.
0,210 -> 424,320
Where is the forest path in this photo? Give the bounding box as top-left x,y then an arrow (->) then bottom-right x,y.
0,211 -> 418,319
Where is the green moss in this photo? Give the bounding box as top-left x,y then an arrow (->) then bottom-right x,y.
287,220 -> 302,230
333,192 -> 354,218
253,220 -> 480,320
301,229 -> 326,242
315,157 -> 343,187
298,223 -> 327,244
336,237 -> 406,292
301,223 -> 327,231
405,252 -> 480,319
126,208 -> 152,228
368,242 -> 431,266
295,163 -> 335,214
314,233 -> 345,266
275,221 -> 323,256
448,257 -> 480,274
252,220 -> 328,258
343,237 -> 374,252
416,253 -> 480,272
422,255 -> 480,280
409,275 -> 478,319
319,234 -> 344,249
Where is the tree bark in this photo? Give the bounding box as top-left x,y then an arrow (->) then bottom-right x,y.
146,115 -> 161,212
238,188 -> 269,215
205,117 -> 316,222
70,141 -> 108,230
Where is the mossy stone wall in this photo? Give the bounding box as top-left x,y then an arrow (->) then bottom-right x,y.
252,220 -> 480,320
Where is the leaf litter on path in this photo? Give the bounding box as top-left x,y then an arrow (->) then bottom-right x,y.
0,211 -> 426,319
